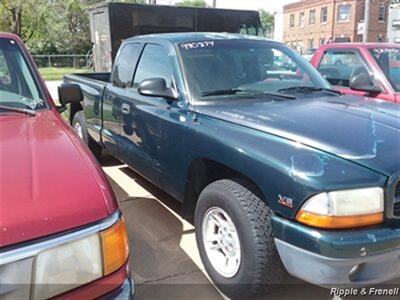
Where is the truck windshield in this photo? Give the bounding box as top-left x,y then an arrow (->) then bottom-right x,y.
0,38 -> 45,111
369,47 -> 400,92
178,39 -> 331,101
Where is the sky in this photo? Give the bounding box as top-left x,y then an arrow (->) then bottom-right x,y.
204,0 -> 298,13
156,0 -> 299,14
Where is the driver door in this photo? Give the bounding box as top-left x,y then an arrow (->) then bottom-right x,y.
119,43 -> 186,192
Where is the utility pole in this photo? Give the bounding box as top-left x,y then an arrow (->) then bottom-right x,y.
213,0 -> 216,8
331,0 -> 336,42
363,0 -> 370,42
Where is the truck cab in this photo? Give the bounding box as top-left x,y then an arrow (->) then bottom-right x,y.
310,43 -> 400,103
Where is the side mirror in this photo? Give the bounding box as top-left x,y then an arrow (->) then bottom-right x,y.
350,73 -> 382,93
58,83 -> 83,106
138,78 -> 178,100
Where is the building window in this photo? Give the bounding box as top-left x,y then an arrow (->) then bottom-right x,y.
320,7 -> 328,23
320,38 -> 325,46
290,14 -> 295,28
309,9 -> 316,25
378,5 -> 386,22
337,4 -> 351,22
299,11 -> 305,27
360,3 -> 365,22
308,38 -> 314,49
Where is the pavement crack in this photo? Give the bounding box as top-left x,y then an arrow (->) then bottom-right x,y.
119,196 -> 153,203
139,269 -> 200,284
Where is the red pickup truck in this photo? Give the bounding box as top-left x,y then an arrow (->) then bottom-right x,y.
310,43 -> 400,103
0,33 -> 133,299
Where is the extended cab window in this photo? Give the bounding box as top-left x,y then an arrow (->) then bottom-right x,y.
112,43 -> 141,88
133,44 -> 173,87
318,50 -> 368,87
0,38 -> 45,110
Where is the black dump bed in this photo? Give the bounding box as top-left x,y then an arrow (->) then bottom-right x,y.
89,2 -> 262,71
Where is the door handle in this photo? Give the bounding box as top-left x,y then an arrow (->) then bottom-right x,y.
121,103 -> 130,115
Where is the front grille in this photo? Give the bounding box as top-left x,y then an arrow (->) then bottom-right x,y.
394,182 -> 400,217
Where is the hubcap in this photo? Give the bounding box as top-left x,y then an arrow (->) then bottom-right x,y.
74,122 -> 83,139
202,207 -> 241,278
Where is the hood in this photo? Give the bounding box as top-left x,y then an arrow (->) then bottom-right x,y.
0,110 -> 117,247
195,95 -> 400,176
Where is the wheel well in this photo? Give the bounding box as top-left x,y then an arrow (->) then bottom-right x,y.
69,103 -> 83,124
182,158 -> 265,220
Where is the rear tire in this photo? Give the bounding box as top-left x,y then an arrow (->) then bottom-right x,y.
194,179 -> 285,299
72,111 -> 102,160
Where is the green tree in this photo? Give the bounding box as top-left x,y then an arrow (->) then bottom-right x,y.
0,0 -> 50,39
259,9 -> 274,37
176,0 -> 209,8
0,0 -> 153,55
48,0 -> 91,56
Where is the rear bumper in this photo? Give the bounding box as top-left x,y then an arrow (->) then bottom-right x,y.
272,215 -> 400,287
275,238 -> 400,287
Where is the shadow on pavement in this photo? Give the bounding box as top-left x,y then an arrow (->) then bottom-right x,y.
103,157 -> 222,299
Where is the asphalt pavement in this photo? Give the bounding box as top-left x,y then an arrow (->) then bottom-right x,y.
45,80 -> 61,100
101,155 -> 339,300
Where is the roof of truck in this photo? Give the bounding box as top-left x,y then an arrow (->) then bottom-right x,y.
0,32 -> 20,40
128,32 -> 273,44
318,43 -> 400,50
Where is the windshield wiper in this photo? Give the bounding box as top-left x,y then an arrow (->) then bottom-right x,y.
278,86 -> 342,95
261,91 -> 296,99
201,88 -> 296,100
0,105 -> 36,116
201,88 -> 244,97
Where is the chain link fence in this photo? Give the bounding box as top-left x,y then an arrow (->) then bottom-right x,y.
33,54 -> 93,69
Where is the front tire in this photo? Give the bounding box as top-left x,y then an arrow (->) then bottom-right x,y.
194,179 -> 285,299
72,111 -> 102,159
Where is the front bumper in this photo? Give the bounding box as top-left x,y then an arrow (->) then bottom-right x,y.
100,278 -> 134,300
272,216 -> 400,287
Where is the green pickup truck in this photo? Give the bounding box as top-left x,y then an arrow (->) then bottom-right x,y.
60,33 -> 400,299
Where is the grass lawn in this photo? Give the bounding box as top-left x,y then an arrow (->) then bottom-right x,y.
39,67 -> 90,81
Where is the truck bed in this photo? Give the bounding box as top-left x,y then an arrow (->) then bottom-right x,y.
63,72 -> 110,144
64,72 -> 110,83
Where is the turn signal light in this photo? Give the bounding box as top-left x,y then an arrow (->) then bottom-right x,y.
296,210 -> 384,229
100,218 -> 129,275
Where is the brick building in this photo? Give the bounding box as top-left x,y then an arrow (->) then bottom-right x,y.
283,0 -> 390,54
387,2 -> 400,43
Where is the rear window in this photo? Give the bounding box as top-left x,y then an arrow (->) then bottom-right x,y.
369,48 -> 400,92
317,49 -> 368,88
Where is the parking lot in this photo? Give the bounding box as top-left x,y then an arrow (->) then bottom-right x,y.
100,155 -> 334,300
102,155 -> 223,299
100,153 -> 400,300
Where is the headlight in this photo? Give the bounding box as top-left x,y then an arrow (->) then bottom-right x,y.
33,218 -> 129,299
33,234 -> 102,299
296,187 -> 384,229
